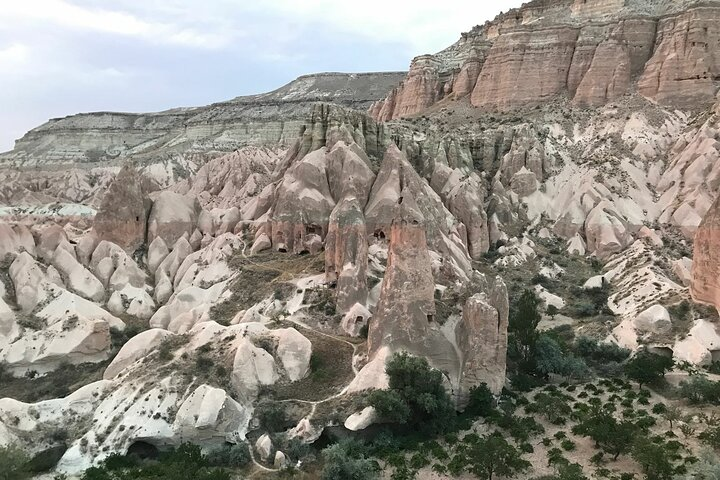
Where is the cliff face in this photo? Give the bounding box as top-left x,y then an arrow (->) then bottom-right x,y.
1,72 -> 405,167
370,0 -> 720,119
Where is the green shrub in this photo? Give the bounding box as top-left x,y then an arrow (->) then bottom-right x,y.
465,383 -> 493,417
205,443 -> 250,468
80,444 -> 230,480
575,337 -> 630,364
321,440 -> 378,480
0,444 -> 30,480
255,403 -> 288,432
631,437 -> 674,480
624,350 -> 673,389
369,353 -> 455,435
679,375 -> 720,404
561,439 -> 576,451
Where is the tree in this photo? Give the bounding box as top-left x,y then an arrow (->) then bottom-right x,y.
547,304 -> 560,320
465,383 -> 494,418
466,433 -> 530,480
0,444 -> 30,480
509,290 -> 542,373
624,350 -> 673,389
535,335 -> 589,381
368,352 -> 455,434
572,409 -> 637,460
631,437 -> 674,480
662,405 -> 682,431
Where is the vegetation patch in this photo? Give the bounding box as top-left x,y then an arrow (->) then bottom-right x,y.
267,327 -> 354,402
210,250 -> 324,324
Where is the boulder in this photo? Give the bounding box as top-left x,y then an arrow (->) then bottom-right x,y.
232,339 -> 279,402
273,328 -> 312,382
173,385 -> 251,442
147,237 -> 169,274
255,434 -> 273,462
344,407 -> 377,431
633,305 -> 672,334
273,451 -> 287,469
250,233 -> 271,255
9,252 -> 49,313
37,225 -> 69,262
107,285 -> 156,320
104,329 -> 173,379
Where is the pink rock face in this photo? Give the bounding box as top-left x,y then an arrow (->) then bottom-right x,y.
92,165 -> 151,253
573,37 -> 631,106
370,3 -> 718,120
367,188 -> 459,380
325,198 -> 368,313
639,7 -> 720,109
471,26 -> 580,111
270,148 -> 335,254
456,276 -> 509,398
372,56 -> 442,122
692,194 -> 720,312
452,57 -> 483,98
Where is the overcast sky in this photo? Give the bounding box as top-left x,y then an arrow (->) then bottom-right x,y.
0,0 -> 525,152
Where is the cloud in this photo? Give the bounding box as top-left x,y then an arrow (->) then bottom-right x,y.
238,0 -> 525,54
0,1 -> 525,152
0,43 -> 31,69
3,0 -> 237,48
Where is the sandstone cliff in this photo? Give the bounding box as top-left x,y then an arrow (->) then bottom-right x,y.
371,0 -> 720,119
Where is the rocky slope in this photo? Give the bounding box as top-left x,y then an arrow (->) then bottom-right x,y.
2,0 -> 720,478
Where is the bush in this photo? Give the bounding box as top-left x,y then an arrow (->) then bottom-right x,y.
465,383 -> 494,417
572,408 -> 637,460
321,441 -> 378,480
676,448 -> 720,479
0,444 -> 30,480
205,443 -> 250,468
536,335 -> 590,381
575,337 -> 630,364
80,444 -> 230,480
462,433 -> 530,480
699,426 -> 720,449
560,439 -> 576,451
369,353 -> 455,435
631,438 -> 674,480
256,403 -> 288,432
679,375 -> 720,405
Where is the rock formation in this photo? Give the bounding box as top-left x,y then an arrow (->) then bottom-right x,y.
692,194 -> 720,311
456,274 -> 509,399
371,0 -> 720,119
92,165 -> 151,253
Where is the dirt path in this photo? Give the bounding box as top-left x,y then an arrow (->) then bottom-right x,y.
239,240 -> 363,475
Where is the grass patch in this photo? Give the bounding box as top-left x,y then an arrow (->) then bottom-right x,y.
267,328 -> 355,402
0,360 -> 110,402
209,251 -> 325,324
